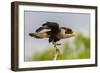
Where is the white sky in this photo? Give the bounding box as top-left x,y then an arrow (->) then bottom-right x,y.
24,11 -> 90,61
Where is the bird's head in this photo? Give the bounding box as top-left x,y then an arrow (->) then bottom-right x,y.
65,28 -> 76,37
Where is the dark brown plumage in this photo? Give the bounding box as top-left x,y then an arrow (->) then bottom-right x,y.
29,22 -> 75,43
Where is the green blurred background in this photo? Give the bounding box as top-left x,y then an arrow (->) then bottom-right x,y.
32,33 -> 90,61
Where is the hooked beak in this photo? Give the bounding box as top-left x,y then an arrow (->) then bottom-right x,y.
70,32 -> 76,37
66,32 -> 76,38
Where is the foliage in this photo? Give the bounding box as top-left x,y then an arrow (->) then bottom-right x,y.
32,33 -> 90,61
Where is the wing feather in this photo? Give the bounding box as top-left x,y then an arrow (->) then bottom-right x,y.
29,32 -> 49,39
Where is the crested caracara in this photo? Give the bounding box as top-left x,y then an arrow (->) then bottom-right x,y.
29,22 -> 76,44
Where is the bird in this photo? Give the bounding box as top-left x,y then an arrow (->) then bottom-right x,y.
29,22 -> 76,45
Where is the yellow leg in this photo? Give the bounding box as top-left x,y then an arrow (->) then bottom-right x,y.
52,42 -> 60,60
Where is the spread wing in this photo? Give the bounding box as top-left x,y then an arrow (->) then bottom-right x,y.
36,22 -> 60,32
35,27 -> 45,32
29,31 -> 50,39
